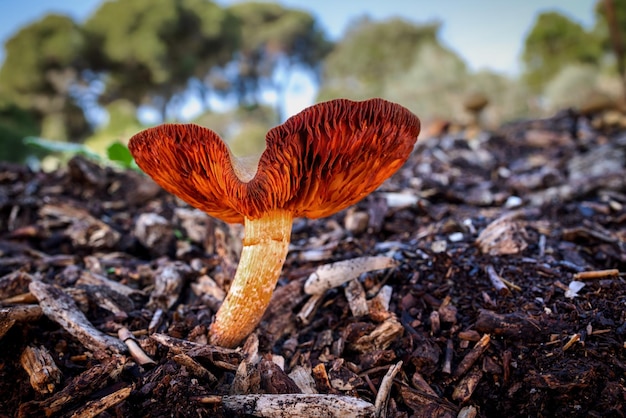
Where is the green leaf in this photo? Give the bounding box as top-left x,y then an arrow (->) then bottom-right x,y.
106,141 -> 134,167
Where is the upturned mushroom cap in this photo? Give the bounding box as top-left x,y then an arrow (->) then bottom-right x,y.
129,98 -> 420,223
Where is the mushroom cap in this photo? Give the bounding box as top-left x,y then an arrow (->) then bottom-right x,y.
463,91 -> 489,113
129,98 -> 420,224
579,91 -> 615,116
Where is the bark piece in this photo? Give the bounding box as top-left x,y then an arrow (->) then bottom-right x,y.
348,317 -> 404,352
452,367 -> 483,402
67,385 -> 132,418
304,256 -> 399,295
345,279 -> 369,317
288,366 -> 317,394
133,212 -> 174,255
147,262 -> 193,310
39,203 -> 120,249
259,358 -> 301,394
18,355 -> 126,417
0,304 -> 42,340
476,211 -> 529,255
29,280 -> 127,353
222,394 -> 375,418
474,309 -> 540,339
20,345 -> 62,394
374,361 -> 403,418
77,269 -> 143,297
453,334 -> 490,378
398,383 -> 457,418
0,270 -> 33,299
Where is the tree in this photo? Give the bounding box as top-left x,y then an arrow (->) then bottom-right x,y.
594,0 -> 626,99
0,103 -> 41,163
220,2 -> 331,121
522,11 -> 601,93
0,14 -> 89,140
318,17 -> 440,100
383,42 -> 469,121
83,0 -> 240,120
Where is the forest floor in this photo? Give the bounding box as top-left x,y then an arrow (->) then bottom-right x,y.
0,110 -> 625,417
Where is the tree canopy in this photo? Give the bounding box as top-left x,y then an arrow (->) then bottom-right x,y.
222,2 -> 331,119
0,14 -> 85,117
522,11 -> 601,92
318,17 -> 440,100
594,0 -> 626,98
83,0 -> 240,119
3,1 -> 626,164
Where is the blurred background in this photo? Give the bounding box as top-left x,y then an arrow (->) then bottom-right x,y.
0,0 -> 623,166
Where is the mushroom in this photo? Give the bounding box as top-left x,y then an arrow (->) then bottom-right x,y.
128,98 -> 420,348
463,91 -> 489,128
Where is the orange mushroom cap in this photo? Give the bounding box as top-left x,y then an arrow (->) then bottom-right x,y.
128,98 -> 420,224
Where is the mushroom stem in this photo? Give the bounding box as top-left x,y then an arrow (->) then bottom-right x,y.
209,209 -> 293,347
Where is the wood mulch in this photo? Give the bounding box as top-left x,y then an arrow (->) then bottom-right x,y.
1,110 -> 625,417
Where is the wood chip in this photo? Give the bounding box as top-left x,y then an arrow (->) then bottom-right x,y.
20,345 -> 62,394
452,367 -> 483,402
221,394 -> 375,417
348,317 -> 404,352
304,256 -> 399,295
289,366 -> 318,394
0,304 -> 42,340
78,269 -> 143,297
453,334 -> 490,378
19,355 -> 126,417
39,202 -> 120,249
485,264 -> 511,296
474,309 -> 540,339
133,212 -> 174,255
147,262 -> 192,310
173,353 -> 217,384
476,211 -> 530,255
374,361 -> 402,418
345,279 -> 369,317
573,269 -> 620,280
68,385 -> 132,418
29,281 -> 127,353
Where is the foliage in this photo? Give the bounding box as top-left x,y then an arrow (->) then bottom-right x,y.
382,42 -> 533,126
83,99 -> 143,156
222,2 -> 331,119
594,0 -> 626,98
193,104 -> 276,155
543,64 -> 600,111
522,11 -> 602,93
382,42 -> 468,121
0,13 -> 87,137
83,0 -> 240,119
469,71 -> 534,125
0,104 -> 42,163
24,136 -> 138,170
318,17 -> 439,100
594,0 -> 626,57
106,141 -> 136,169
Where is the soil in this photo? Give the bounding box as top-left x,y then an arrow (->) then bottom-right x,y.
0,110 -> 625,417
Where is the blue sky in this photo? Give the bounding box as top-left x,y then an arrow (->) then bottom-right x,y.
0,0 -> 596,73
0,0 -> 597,119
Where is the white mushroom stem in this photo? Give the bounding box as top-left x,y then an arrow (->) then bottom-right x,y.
209,209 -> 293,348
